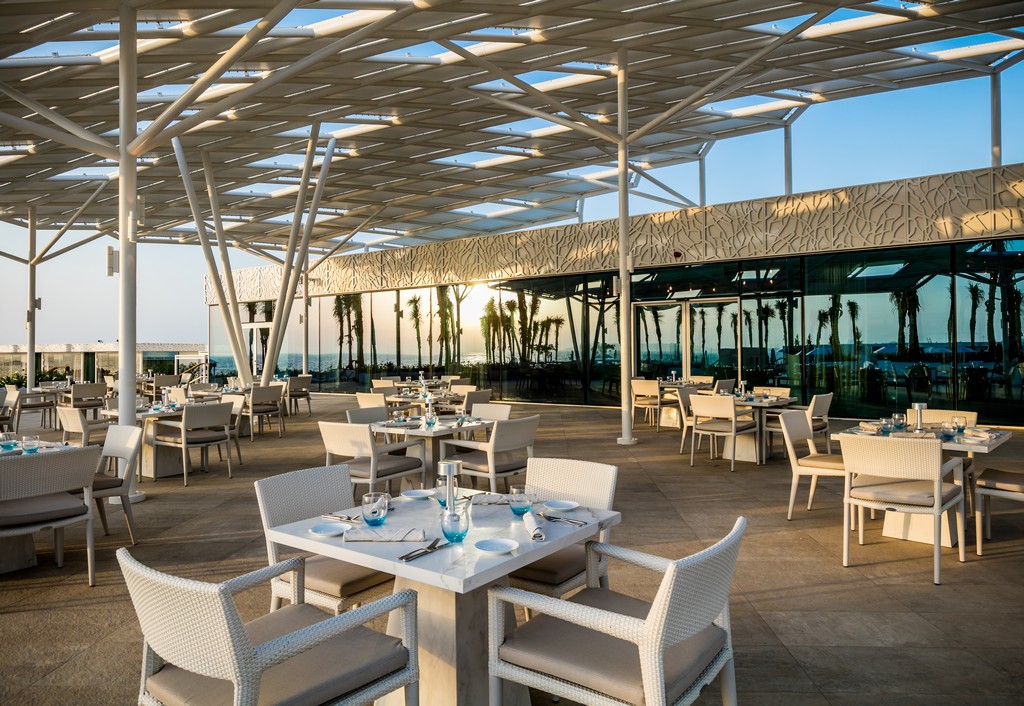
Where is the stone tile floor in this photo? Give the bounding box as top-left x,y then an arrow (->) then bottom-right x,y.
1,396 -> 1022,705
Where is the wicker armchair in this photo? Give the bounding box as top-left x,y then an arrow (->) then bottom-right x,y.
0,446 -> 100,585
509,458 -> 618,610
689,395 -> 757,472
285,374 -> 313,416
631,379 -> 673,431
319,421 -> 426,493
254,464 -> 392,615
973,466 -> 1024,555
441,415 -> 540,493
489,517 -> 747,706
839,435 -> 965,585
244,385 -> 286,441
117,549 -> 419,706
152,401 -> 234,486
56,405 -> 111,447
779,410 -> 846,520
88,425 -> 143,543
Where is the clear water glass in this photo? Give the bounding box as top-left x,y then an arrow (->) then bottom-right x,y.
1,432 -> 17,451
436,476 -> 459,508
508,484 -> 533,516
361,492 -> 389,526
879,418 -> 893,436
440,501 -> 470,543
892,413 -> 906,431
22,435 -> 39,454
425,414 -> 437,429
952,415 -> 967,434
940,421 -> 956,442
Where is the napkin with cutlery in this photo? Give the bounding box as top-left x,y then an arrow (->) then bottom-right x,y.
471,494 -> 508,506
964,428 -> 996,440
523,511 -> 545,541
345,527 -> 426,542
891,431 -> 936,439
858,421 -> 880,432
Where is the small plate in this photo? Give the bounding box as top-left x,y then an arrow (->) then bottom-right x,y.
960,437 -> 988,445
544,500 -> 579,512
308,522 -> 351,537
402,489 -> 436,500
475,538 -> 519,555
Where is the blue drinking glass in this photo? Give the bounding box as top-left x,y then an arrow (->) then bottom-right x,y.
508,484 -> 533,516
361,492 -> 389,527
441,504 -> 470,543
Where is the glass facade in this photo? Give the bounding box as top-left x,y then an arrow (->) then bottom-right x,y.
209,236 -> 1024,424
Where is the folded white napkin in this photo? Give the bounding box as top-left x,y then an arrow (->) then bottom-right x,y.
523,512 -> 545,541
859,421 -> 880,432
891,431 -> 936,439
964,428 -> 995,440
345,527 -> 426,542
471,494 -> 507,506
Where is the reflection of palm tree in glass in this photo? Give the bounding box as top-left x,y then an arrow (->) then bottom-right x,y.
260,301 -> 273,373
775,300 -> 788,350
967,282 -> 984,351
504,300 -> 518,361
714,304 -> 725,362
699,309 -> 707,368
652,308 -> 664,362
905,289 -> 921,356
742,309 -> 753,355
407,295 -> 423,368
638,308 -> 650,363
551,315 -> 565,362
815,309 -> 830,387
828,294 -> 843,365
333,296 -> 347,373
760,303 -> 775,366
890,291 -> 907,357
847,300 -> 861,367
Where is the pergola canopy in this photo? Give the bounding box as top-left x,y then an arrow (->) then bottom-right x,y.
0,0 -> 1022,261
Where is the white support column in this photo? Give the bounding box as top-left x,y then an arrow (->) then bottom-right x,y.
991,72 -> 1002,167
302,254 -> 310,374
117,5 -> 138,430
784,122 -> 793,195
616,49 -> 636,446
25,207 -> 36,391
698,155 -> 707,207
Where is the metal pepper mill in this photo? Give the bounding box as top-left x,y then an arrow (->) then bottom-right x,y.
438,460 -> 461,510
912,402 -> 927,433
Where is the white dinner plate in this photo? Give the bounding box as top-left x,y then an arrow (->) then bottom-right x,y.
308,522 -> 351,537
544,500 -> 579,512
475,538 -> 519,555
960,437 -> 988,445
402,489 -> 436,500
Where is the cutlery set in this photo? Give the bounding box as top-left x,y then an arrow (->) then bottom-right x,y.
399,537 -> 451,562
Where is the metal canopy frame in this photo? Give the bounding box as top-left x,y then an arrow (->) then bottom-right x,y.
0,0 -> 1021,439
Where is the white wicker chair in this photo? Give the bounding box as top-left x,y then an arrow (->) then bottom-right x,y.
690,375 -> 715,385
346,406 -> 390,424
244,385 -> 286,441
441,415 -> 540,493
58,382 -> 107,420
472,403 -> 513,421
509,458 -> 618,609
973,466 -> 1024,555
689,395 -> 757,472
631,379 -> 673,431
0,446 -> 100,585
779,410 -> 846,520
56,405 -> 111,447
117,549 -> 419,706
712,378 -> 736,395
839,435 -> 965,585
8,388 -> 57,432
152,402 -> 234,486
285,374 -> 313,416
674,386 -> 700,454
319,421 -> 426,493
764,392 -> 833,457
254,464 -> 392,615
489,517 -> 747,706
222,393 -> 246,465
87,424 -> 143,544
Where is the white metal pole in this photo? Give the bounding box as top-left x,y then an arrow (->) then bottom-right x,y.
991,72 -> 1002,167
616,48 -> 636,446
784,123 -> 793,195
117,5 -> 143,503
26,207 -> 36,391
302,254 -> 310,374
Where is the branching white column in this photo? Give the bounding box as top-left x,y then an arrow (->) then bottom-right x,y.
616,49 -> 636,446
117,5 -> 138,429
25,207 -> 36,390
991,72 -> 1002,167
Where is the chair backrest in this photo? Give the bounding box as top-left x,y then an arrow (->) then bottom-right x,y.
154,374 -> 180,389
189,382 -> 219,393
839,435 -> 943,482
378,376 -> 402,383
222,394 -> 246,419
371,379 -> 397,389
689,375 -> 715,385
0,388 -> 6,412
0,445 -> 101,501
287,375 -> 312,393
440,375 -> 460,383
451,384 -> 478,397
646,516 -> 746,650
72,382 -> 107,402
319,421 -> 374,459
763,386 -> 791,397
250,385 -> 282,405
490,415 -> 540,453
373,386 -> 399,397
346,406 -> 389,424
462,389 -> 491,413
449,378 -> 471,387
183,401 -> 232,429
674,386 -> 699,415
473,402 -> 512,421
356,392 -> 386,408
807,392 -> 833,420
526,458 -> 617,509
167,387 -> 189,405
778,410 -> 819,463
632,379 -> 660,398
56,405 -> 88,436
904,408 -> 979,427
100,425 -> 143,478
227,376 -> 241,388
712,378 -> 736,395
255,465 -> 355,563
690,394 -> 736,420
116,548 -> 252,682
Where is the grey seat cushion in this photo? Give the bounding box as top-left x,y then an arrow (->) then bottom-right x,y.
250,403 -> 280,414
278,554 -> 391,597
0,492 -> 88,527
145,603 -> 408,706
510,543 -> 585,585
348,455 -> 421,479
695,420 -> 755,433
797,453 -> 845,471
155,430 -> 228,445
447,449 -> 528,473
851,476 -> 960,506
499,587 -> 726,705
91,474 -> 124,491
976,468 -> 1024,493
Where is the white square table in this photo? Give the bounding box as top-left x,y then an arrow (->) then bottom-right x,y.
266,493 -> 620,706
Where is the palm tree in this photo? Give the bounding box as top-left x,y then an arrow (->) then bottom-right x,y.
259,300 -> 274,372
407,295 -> 423,368
759,303 -> 776,365
889,291 -> 907,357
847,300 -> 862,366
742,309 -> 753,352
828,293 -> 843,363
775,299 -> 789,351
638,307 -> 651,363
651,307 -> 664,362
698,309 -> 707,368
503,300 -> 519,361
350,294 -> 365,370
550,315 -> 565,362
967,282 -> 984,351
436,285 -> 451,369
905,288 -> 921,356
815,309 -> 829,352
714,304 -> 725,359
332,295 -> 347,372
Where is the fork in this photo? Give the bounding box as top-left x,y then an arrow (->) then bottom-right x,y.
539,513 -> 586,527
399,537 -> 440,562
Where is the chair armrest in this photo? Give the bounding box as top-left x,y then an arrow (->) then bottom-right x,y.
440,438 -> 486,455
735,408 -> 755,418
378,438 -> 424,455
489,586 -> 644,643
255,589 -> 418,668
585,541 -> 671,573
223,557 -> 304,599
153,420 -> 183,431
941,456 -> 963,483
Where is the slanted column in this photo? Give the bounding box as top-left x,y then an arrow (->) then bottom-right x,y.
991,72 -> 1002,167
25,207 -> 36,390
616,48 -> 636,446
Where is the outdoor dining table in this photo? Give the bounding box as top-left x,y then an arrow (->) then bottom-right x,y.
101,405 -> 187,479
832,425 -> 1012,547
370,416 -> 493,484
706,394 -> 795,464
265,491 -> 621,706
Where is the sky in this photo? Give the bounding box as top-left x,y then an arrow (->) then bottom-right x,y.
0,66 -> 1021,347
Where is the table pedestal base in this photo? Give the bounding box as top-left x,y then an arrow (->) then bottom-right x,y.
882,508 -> 959,548
0,535 -> 38,575
720,434 -> 759,463
379,577 -> 529,706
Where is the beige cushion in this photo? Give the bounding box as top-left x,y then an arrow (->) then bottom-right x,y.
797,453 -> 845,471
347,455 -> 422,479
0,492 -> 88,527
145,603 -> 408,706
510,544 -> 585,585
976,468 -> 1024,493
851,476 -> 960,507
694,420 -> 755,433
499,587 -> 726,705
448,449 -> 529,473
278,555 -> 391,598
155,430 -> 228,445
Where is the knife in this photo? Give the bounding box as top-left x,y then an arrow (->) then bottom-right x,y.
400,538 -> 451,562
